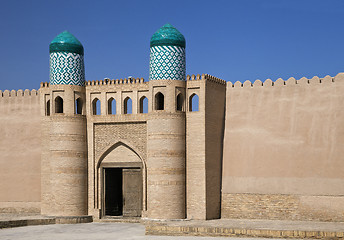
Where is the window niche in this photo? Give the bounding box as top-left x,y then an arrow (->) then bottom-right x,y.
46,100 -> 50,116
108,98 -> 116,115
189,93 -> 199,112
139,96 -> 148,113
124,97 -> 132,114
176,93 -> 184,111
92,98 -> 101,115
55,96 -> 63,113
75,98 -> 82,114
155,92 -> 164,110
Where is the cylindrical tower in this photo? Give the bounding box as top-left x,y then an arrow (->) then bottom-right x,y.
147,24 -> 186,219
41,31 -> 88,216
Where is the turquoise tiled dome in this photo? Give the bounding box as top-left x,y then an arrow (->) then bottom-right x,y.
49,31 -> 84,55
49,31 -> 85,86
150,24 -> 186,48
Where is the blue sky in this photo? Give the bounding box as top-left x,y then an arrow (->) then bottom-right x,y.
0,0 -> 344,90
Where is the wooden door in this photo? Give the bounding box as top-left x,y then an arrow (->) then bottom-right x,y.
122,168 -> 142,217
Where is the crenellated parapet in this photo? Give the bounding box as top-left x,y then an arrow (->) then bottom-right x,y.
227,73 -> 344,88
187,74 -> 226,85
86,77 -> 146,86
40,82 -> 50,88
40,77 -> 147,88
0,89 -> 38,97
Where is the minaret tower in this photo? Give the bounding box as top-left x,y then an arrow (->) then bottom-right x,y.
40,31 -> 88,217
147,24 -> 186,219
149,23 -> 186,81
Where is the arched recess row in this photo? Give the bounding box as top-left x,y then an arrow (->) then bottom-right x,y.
89,91 -> 199,115
46,95 -> 85,115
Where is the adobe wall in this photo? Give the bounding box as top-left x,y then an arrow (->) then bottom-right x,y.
222,73 -> 344,221
0,89 -> 41,213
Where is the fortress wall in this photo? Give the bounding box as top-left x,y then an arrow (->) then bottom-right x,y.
186,74 -> 226,220
204,78 -> 226,219
0,89 -> 41,213
221,73 -> 344,221
186,78 -> 206,220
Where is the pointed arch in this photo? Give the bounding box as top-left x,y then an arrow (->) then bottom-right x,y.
92,98 -> 101,115
189,93 -> 199,112
46,100 -> 50,116
176,93 -> 184,111
155,92 -> 164,110
75,97 -> 82,114
124,97 -> 132,114
55,96 -> 63,113
97,141 -> 145,169
96,141 -> 147,212
139,96 -> 148,113
108,97 -> 116,115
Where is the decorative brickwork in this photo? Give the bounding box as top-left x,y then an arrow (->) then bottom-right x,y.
222,193 -> 344,222
94,122 -> 147,162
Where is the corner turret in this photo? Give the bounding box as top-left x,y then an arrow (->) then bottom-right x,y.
41,31 -> 88,218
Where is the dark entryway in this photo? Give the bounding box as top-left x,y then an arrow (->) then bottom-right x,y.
104,168 -> 123,216
104,167 -> 143,217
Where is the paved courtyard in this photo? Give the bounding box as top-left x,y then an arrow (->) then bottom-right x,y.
0,222 -> 284,240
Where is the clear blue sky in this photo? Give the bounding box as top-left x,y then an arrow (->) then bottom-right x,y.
1,0 -> 344,90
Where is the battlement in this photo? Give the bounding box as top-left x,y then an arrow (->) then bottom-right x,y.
86,77 -> 146,86
0,89 -> 38,97
40,82 -> 50,88
187,74 -> 226,85
228,72 -> 344,88
40,78 -> 146,88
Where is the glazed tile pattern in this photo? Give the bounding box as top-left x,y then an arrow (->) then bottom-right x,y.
50,52 -> 85,86
149,45 -> 186,81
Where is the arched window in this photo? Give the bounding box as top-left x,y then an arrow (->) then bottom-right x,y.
176,93 -> 183,111
189,93 -> 199,112
46,100 -> 50,116
55,96 -> 63,113
75,98 -> 82,114
108,98 -> 116,115
92,98 -> 101,115
124,97 -> 132,114
155,92 -> 164,110
139,96 -> 148,113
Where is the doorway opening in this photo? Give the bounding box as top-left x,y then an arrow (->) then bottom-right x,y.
103,167 -> 143,217
104,168 -> 122,216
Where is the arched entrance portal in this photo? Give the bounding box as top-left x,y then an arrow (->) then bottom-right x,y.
99,142 -> 144,218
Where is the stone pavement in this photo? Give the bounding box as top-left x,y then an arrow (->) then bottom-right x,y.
1,214 -> 344,239
0,222 -> 282,240
0,214 -> 54,229
145,218 -> 344,239
0,213 -> 91,228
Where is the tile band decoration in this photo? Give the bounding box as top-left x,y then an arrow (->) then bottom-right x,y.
149,45 -> 186,81
49,52 -> 85,86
